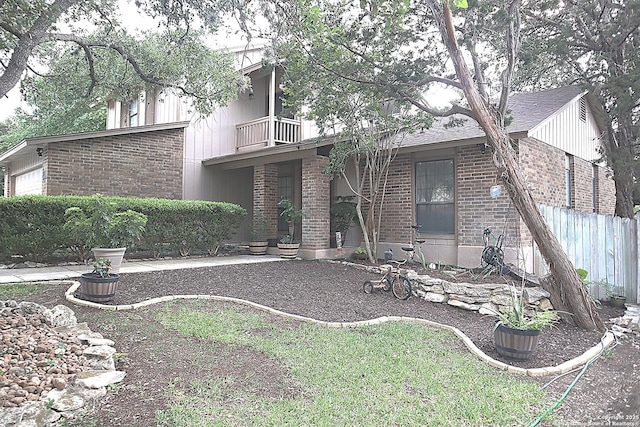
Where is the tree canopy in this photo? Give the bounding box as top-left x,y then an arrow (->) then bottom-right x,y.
518,0 -> 640,218
0,0 -> 248,124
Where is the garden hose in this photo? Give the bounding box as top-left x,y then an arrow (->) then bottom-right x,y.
528,332 -> 619,427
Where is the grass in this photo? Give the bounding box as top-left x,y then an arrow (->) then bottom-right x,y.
0,282 -> 43,298
156,301 -> 548,427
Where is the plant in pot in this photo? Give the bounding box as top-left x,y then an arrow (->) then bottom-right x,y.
491,285 -> 559,361
248,209 -> 269,255
277,198 -> 306,259
77,258 -> 120,303
607,284 -> 626,308
352,246 -> 368,260
64,194 -> 148,273
330,195 -> 357,248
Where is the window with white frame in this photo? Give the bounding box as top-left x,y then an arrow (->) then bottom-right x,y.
128,100 -> 139,127
415,159 -> 455,234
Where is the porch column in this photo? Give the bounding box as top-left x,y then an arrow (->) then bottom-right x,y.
268,68 -> 276,147
300,156 -> 331,258
253,164 -> 279,239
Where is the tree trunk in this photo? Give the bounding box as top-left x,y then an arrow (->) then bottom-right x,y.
429,0 -> 605,331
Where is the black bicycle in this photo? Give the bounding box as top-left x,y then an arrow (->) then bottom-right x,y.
481,228 -> 509,275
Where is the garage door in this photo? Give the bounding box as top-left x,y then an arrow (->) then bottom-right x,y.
15,168 -> 43,195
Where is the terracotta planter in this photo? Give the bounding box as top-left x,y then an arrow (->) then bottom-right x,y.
91,247 -> 126,274
277,243 -> 300,259
248,241 -> 268,255
78,273 -> 120,303
493,323 -> 541,361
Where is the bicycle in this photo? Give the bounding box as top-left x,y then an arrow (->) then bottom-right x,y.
363,259 -> 413,300
401,224 -> 427,267
481,227 -> 509,275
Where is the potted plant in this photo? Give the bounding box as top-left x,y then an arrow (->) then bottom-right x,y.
248,209 -> 269,255
330,195 -> 357,247
491,285 -> 558,361
78,259 -> 120,303
352,246 -> 368,260
607,285 -> 627,308
578,269 -> 626,309
64,194 -> 148,273
277,198 -> 305,258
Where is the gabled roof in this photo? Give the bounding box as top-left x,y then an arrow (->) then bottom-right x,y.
401,85 -> 587,148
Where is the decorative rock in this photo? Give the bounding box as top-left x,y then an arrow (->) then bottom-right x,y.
52,378 -> 66,390
43,306 -> 77,328
83,345 -> 116,359
538,298 -> 554,311
449,294 -> 490,304
523,287 -> 550,304
80,337 -> 115,347
46,388 -> 85,411
491,294 -> 513,307
17,302 -> 47,316
424,292 -> 448,303
75,370 -> 126,389
447,299 -> 481,311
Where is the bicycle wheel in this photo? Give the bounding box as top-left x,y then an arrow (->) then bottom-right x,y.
363,280 -> 374,294
392,276 -> 412,300
383,276 -> 393,292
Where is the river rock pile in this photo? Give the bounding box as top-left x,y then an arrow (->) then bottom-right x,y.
0,301 -> 91,407
0,300 -> 125,426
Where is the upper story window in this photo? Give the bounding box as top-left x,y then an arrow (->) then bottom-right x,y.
129,100 -> 139,127
415,159 -> 455,234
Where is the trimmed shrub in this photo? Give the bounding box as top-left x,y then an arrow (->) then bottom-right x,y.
0,195 -> 247,263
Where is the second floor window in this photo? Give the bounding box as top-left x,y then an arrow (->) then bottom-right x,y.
129,100 -> 139,127
416,159 -> 455,234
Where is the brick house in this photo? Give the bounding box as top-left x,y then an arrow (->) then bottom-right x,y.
0,47 -> 615,268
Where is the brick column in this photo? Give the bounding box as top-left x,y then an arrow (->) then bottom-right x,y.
253,164 -> 279,238
301,156 -> 330,251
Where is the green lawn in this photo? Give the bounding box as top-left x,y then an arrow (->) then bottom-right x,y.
155,301 -> 548,427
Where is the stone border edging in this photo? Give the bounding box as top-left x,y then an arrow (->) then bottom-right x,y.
63,280 -> 615,377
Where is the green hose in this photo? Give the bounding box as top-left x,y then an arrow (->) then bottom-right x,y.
528,333 -> 616,427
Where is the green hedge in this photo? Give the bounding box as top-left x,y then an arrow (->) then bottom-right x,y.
0,195 -> 247,263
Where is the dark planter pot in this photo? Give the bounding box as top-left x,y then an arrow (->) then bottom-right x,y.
353,252 -> 368,260
79,273 -> 120,303
493,323 -> 541,361
609,295 -> 626,308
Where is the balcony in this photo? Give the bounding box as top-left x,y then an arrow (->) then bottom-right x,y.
236,117 -> 301,151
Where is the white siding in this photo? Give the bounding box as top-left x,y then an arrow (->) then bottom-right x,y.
15,168 -> 43,195
530,98 -> 602,161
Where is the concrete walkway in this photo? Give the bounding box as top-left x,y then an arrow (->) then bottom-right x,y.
0,255 -> 287,284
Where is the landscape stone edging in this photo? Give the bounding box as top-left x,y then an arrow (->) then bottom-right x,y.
63,280 -> 616,377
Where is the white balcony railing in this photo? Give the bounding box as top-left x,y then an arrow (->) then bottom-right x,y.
236,117 -> 301,151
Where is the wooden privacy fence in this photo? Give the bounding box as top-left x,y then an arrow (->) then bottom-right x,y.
535,205 -> 639,304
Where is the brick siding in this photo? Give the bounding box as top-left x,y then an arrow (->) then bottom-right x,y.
301,156 -> 330,249
45,128 -> 184,199
377,153 -> 413,243
252,164 -> 279,238
456,145 -> 520,248
572,157 -> 595,212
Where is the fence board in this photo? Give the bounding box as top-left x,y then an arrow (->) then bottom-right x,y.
535,205 -> 638,304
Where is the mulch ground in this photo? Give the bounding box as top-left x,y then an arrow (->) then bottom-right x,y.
14,258 -> 640,426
